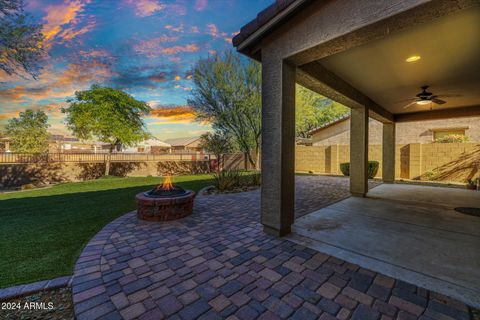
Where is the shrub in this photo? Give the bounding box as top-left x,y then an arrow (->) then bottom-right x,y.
339,163 -> 350,176
250,171 -> 261,186
339,161 -> 379,179
212,169 -> 241,191
423,170 -> 436,181
467,177 -> 479,190
434,134 -> 469,143
156,161 -> 210,175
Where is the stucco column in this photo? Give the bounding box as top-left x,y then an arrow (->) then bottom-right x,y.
350,106 -> 369,197
261,56 -> 296,236
382,122 -> 395,183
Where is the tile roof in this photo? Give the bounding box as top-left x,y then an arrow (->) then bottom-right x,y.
232,0 -> 310,50
307,114 -> 351,135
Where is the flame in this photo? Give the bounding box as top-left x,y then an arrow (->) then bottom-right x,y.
158,176 -> 173,191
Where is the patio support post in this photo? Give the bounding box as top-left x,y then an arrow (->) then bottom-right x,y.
350,106 -> 369,197
382,122 -> 396,183
261,56 -> 296,236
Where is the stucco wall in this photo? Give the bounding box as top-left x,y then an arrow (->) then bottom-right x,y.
311,116 -> 480,146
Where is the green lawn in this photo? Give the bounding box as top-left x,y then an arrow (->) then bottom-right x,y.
0,175 -> 213,288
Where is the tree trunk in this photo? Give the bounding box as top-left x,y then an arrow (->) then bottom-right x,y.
255,145 -> 260,170
245,150 -> 256,170
105,148 -> 112,176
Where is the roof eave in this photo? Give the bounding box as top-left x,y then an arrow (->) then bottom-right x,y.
307,115 -> 351,136
233,0 -> 311,60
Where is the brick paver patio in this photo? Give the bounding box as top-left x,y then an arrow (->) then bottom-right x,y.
72,176 -> 473,319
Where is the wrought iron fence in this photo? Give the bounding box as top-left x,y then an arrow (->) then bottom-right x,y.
0,152 -> 212,164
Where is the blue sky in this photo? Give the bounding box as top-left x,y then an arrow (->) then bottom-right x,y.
0,0 -> 272,139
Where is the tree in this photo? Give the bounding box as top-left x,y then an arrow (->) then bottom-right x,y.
199,131 -> 232,172
0,0 -> 44,79
62,85 -> 151,176
189,51 -> 261,169
5,109 -> 49,153
296,84 -> 350,137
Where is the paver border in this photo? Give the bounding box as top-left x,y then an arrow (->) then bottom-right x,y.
0,276 -> 72,301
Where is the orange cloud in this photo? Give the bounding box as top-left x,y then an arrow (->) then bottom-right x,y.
0,111 -> 20,120
42,0 -> 93,46
206,24 -> 228,38
161,44 -> 199,55
80,49 -> 111,58
0,104 -> 65,122
165,24 -> 184,33
150,105 -> 195,123
126,0 -> 165,17
135,40 -> 199,58
133,36 -> 179,57
0,60 -> 114,103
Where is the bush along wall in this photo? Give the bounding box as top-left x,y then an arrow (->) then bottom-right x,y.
340,161 -> 379,179
156,161 -> 211,176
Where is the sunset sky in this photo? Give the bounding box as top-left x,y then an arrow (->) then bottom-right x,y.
0,0 -> 272,139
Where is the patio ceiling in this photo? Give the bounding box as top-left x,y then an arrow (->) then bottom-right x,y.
319,7 -> 480,115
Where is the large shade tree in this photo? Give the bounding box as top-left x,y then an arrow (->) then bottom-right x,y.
5,109 -> 50,153
62,85 -> 151,176
189,51 -> 261,169
0,0 -> 44,79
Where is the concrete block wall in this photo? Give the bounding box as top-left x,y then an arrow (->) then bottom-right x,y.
295,143 -> 480,182
295,146 -> 327,173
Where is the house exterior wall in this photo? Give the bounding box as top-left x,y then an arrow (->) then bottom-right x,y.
311,116 -> 480,146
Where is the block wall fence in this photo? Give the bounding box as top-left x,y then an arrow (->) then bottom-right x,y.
295,143 -> 480,182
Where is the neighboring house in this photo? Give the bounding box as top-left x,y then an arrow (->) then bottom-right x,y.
0,129 -> 105,153
121,138 -> 171,154
307,115 -> 480,146
164,137 -> 204,153
48,129 -> 104,153
0,137 -> 10,152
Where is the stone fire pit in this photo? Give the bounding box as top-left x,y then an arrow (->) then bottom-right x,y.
135,177 -> 195,221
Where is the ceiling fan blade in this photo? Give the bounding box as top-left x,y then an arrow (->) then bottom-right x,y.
435,94 -> 461,98
395,98 -> 416,103
432,98 -> 446,104
402,101 -> 417,109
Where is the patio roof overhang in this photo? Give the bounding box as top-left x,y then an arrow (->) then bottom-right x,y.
233,0 -> 480,237
234,0 -> 480,122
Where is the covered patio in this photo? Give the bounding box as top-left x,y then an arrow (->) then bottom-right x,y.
289,183 -> 480,307
233,0 -> 480,309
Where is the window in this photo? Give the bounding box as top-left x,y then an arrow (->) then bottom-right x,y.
431,127 -> 469,143
433,129 -> 465,140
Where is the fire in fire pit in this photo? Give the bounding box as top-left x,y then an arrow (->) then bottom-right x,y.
144,176 -> 188,198
136,176 -> 195,221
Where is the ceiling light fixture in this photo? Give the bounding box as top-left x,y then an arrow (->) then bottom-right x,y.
416,100 -> 430,105
406,55 -> 421,62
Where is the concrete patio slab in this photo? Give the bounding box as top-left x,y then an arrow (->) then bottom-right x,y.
290,183 -> 480,308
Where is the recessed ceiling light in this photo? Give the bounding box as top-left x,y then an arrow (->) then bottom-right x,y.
416,100 -> 430,105
406,55 -> 421,62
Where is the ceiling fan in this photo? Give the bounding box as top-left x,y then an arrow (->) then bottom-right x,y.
400,86 -> 459,109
